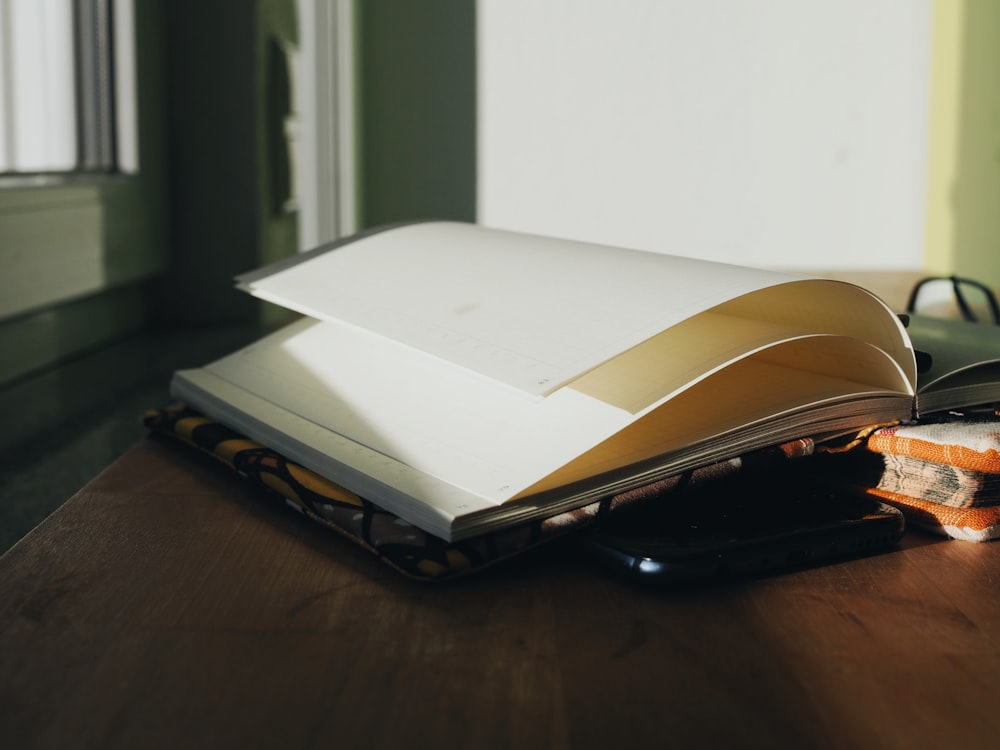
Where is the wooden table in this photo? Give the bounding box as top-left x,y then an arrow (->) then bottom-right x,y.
3,435 -> 1000,749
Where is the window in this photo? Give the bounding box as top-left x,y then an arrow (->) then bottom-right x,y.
0,0 -> 137,175
295,0 -> 356,249
0,0 -> 166,386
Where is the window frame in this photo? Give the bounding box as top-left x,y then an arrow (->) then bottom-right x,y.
0,0 -> 167,386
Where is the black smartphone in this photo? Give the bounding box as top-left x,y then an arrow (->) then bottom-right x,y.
580,469 -> 905,585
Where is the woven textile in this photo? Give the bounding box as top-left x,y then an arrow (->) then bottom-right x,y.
862,421 -> 1000,541
145,404 -> 813,579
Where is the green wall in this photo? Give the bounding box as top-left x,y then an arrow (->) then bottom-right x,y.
925,0 -> 1000,285
160,0 -> 299,326
357,0 -> 476,228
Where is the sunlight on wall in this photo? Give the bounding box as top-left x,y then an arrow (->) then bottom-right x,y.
925,0 -> 1000,286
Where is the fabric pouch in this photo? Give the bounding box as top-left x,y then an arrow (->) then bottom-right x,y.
144,404 -> 816,580
862,421 -> 1000,542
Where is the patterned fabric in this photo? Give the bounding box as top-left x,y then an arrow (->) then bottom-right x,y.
875,453 -> 1000,509
143,404 -> 815,580
861,421 -> 1000,541
866,422 -> 1000,476
864,488 -> 1000,543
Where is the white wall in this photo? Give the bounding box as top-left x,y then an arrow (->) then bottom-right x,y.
477,0 -> 932,270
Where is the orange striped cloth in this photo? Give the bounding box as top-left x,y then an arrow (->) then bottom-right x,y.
866,422 -> 1000,474
863,421 -> 1000,542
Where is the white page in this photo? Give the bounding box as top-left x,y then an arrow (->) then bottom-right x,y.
202,318 -> 634,504
240,222 -> 796,396
908,315 -> 1000,392
171,368 -> 497,537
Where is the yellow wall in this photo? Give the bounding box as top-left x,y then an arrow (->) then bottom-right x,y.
925,0 -> 1000,284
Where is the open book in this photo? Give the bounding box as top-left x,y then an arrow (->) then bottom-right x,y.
906,314 -> 1000,416
171,222 -> 919,541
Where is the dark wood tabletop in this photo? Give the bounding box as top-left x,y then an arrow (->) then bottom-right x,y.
3,434 -> 1000,749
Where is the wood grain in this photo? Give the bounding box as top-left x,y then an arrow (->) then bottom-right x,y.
3,436 -> 1000,749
